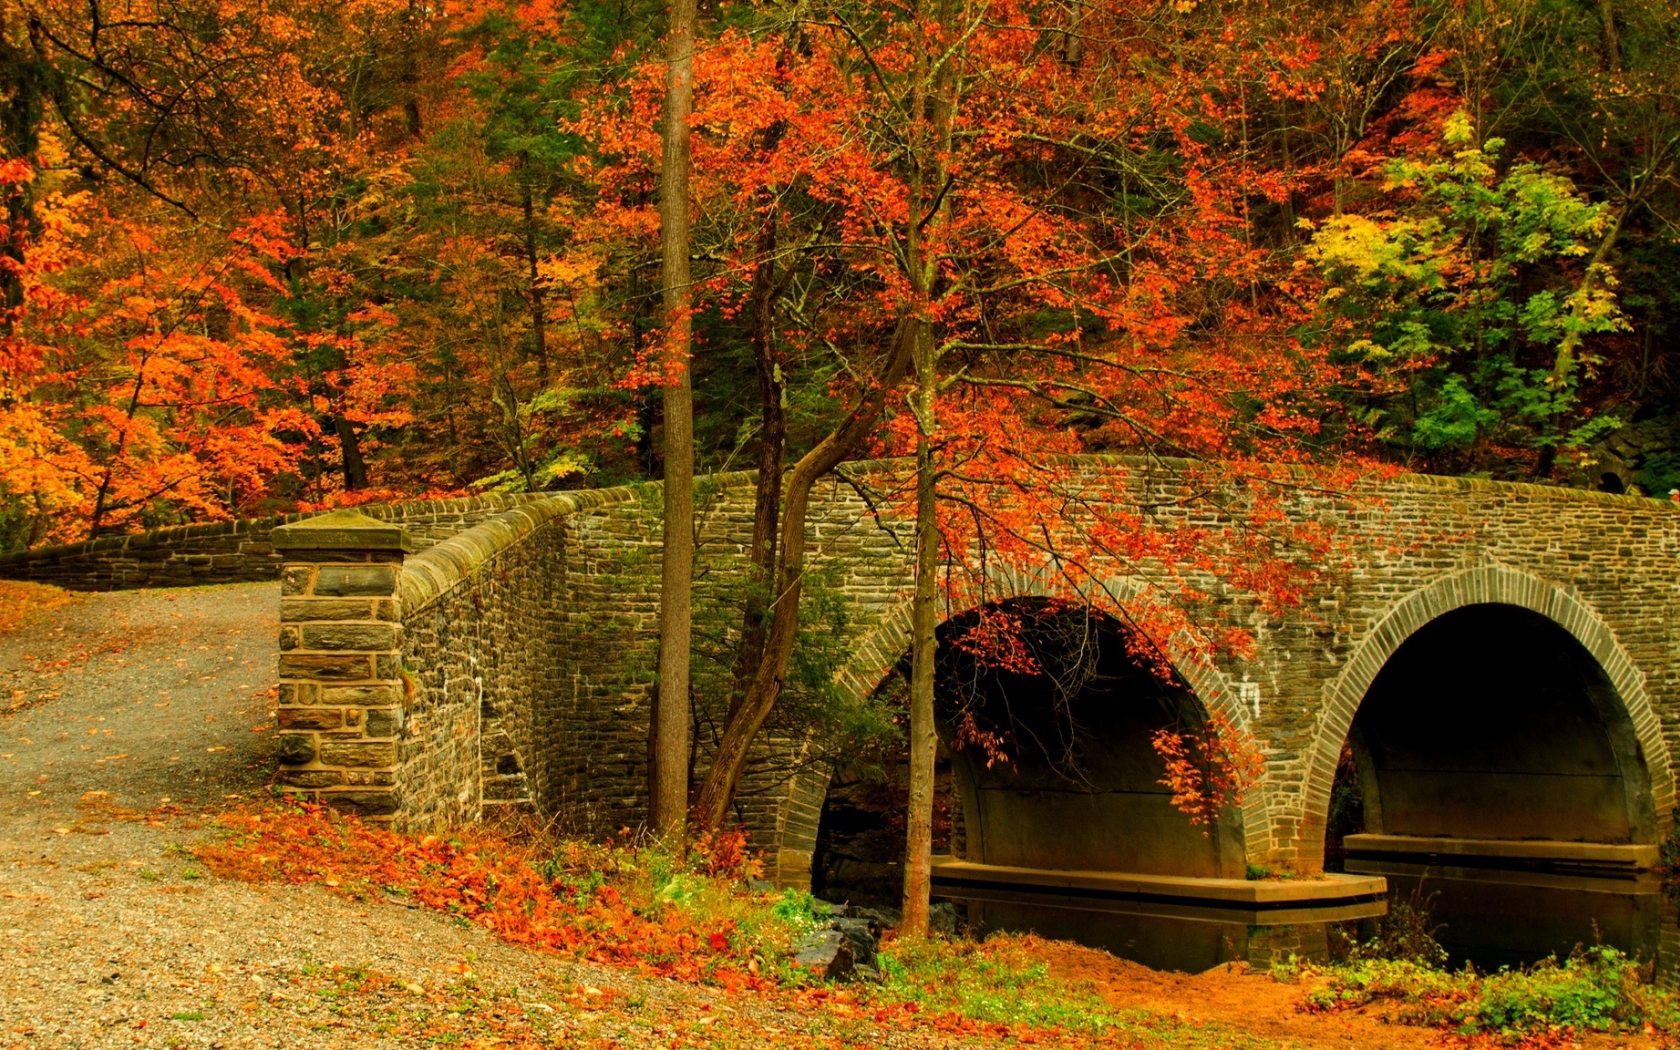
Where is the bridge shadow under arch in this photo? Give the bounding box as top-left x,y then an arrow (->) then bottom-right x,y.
1309,568 -> 1676,967
1303,565 -> 1675,866
926,599 -> 1246,880
786,596 -> 1252,894
1336,603 -> 1657,850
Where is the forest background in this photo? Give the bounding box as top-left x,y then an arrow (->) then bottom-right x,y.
0,0 -> 1675,551
2,0 -> 1677,932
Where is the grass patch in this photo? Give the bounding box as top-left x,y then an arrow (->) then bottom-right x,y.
877,934 -> 1116,1030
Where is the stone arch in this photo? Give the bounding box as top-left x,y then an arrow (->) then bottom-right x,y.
1297,562 -> 1675,868
769,567 -> 1271,885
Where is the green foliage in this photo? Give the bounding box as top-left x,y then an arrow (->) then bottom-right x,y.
770,888 -> 829,924
877,935 -> 1120,1031
1300,946 -> 1676,1038
1637,450 -> 1680,499
1307,111 -> 1628,468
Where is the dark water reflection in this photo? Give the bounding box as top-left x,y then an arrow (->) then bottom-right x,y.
1361,867 -> 1672,975
938,871 -> 1680,978
937,884 -> 1387,973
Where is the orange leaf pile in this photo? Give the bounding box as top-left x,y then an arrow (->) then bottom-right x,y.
197,804 -> 776,989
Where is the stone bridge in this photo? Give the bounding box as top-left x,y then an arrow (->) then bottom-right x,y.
8,460 -> 1680,918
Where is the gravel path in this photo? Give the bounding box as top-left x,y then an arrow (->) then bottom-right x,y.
0,587 -> 995,1050
1,583 -> 279,820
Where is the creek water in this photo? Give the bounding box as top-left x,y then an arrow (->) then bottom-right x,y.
936,869 -> 1678,976
1366,868 -> 1671,973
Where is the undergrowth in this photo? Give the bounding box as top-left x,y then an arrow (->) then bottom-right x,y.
875,934 -> 1121,1031
1284,944 -> 1677,1042
196,803 -> 1255,1048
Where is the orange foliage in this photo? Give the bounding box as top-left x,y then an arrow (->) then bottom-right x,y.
197,804 -> 775,988
687,825 -> 762,882
1150,714 -> 1266,832
0,581 -> 74,636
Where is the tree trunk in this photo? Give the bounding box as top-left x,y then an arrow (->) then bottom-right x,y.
1599,0 -> 1620,72
690,321 -> 917,829
1549,208 -> 1626,389
0,32 -> 42,332
728,201 -> 785,722
901,320 -> 939,939
335,414 -> 369,491
521,155 -> 550,386
651,0 -> 698,845
900,0 -> 957,938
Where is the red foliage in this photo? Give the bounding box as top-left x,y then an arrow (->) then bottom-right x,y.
688,825 -> 762,881
196,804 -> 774,989
1150,714 -> 1267,832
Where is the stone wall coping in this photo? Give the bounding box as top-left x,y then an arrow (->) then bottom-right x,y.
397,471 -> 761,615
273,509 -> 415,552
10,456 -> 1671,575
833,455 -> 1680,511
0,491 -> 554,570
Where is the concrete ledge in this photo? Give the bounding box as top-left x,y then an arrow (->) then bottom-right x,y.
1344,834 -> 1659,869
930,857 -> 1386,905
941,882 -> 1391,927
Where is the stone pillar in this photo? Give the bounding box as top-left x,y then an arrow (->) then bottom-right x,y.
271,509 -> 413,820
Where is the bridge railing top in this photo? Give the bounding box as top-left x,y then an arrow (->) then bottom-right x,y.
11,454 -> 1671,579
395,472 -> 760,615
832,455 -> 1680,511
0,491 -> 557,569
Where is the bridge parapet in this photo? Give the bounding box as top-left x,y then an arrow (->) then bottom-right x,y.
0,492 -> 554,591
270,510 -> 414,819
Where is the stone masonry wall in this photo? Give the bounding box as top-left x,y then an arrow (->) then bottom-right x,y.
0,493 -> 552,592
526,461 -> 1680,883
389,488 -> 641,830
260,457 -> 1680,886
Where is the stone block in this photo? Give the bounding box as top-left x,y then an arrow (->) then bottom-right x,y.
279,654 -> 372,681
276,683 -> 316,705
323,790 -> 399,818
282,599 -> 376,622
279,769 -> 345,788
319,740 -> 398,768
364,708 -> 402,738
272,509 -> 414,553
279,707 -> 344,731
321,684 -> 403,706
302,623 -> 401,652
277,733 -> 316,765
281,565 -> 313,596
315,565 -> 399,597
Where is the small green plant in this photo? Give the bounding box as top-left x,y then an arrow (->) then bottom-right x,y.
1328,886 -> 1448,967
770,888 -> 828,925
170,1011 -> 203,1022
875,935 -> 1117,1032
